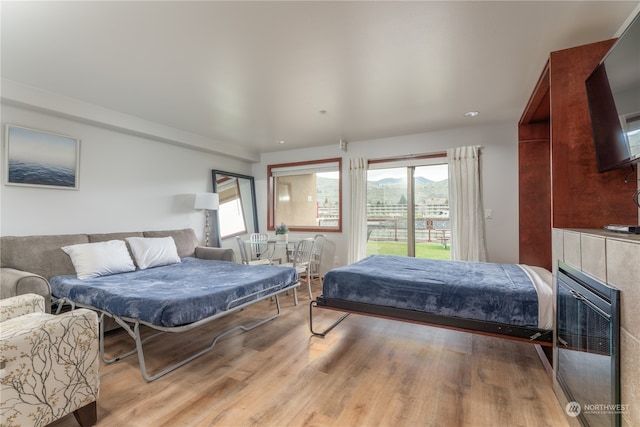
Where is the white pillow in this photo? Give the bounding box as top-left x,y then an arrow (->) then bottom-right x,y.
126,236 -> 181,270
62,240 -> 136,280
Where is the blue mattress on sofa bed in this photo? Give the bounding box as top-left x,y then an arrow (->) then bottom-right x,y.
50,257 -> 298,327
322,255 -> 540,327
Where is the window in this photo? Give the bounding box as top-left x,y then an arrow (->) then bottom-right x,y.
366,154 -> 450,259
268,158 -> 342,232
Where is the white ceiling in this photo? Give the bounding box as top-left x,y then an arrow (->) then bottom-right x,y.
2,1 -> 639,160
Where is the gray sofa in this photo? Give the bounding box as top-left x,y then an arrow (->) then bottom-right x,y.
0,228 -> 234,313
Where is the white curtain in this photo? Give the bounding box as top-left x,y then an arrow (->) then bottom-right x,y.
447,146 -> 487,262
348,158 -> 368,264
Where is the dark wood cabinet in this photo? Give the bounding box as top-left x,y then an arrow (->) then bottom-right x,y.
518,39 -> 638,271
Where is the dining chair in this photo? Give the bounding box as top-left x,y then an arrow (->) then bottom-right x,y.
236,236 -> 271,265
310,234 -> 325,285
277,238 -> 314,304
249,233 -> 273,263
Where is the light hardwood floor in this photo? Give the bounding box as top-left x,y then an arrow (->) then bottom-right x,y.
51,282 -> 570,427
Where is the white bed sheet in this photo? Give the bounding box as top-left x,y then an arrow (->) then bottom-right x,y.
519,264 -> 553,330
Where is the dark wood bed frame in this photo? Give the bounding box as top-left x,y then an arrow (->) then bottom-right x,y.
310,296 -> 553,346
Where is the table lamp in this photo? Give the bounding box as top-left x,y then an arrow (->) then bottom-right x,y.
194,193 -> 219,246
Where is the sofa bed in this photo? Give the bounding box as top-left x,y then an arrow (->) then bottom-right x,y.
1,228 -> 299,381
0,228 -> 234,311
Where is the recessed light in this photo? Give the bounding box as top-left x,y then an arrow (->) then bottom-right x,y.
464,111 -> 479,118
278,140 -> 285,144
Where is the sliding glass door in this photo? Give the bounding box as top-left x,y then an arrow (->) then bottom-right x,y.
366,161 -> 450,259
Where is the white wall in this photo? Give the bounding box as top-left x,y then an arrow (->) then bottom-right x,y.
1,104 -> 252,243
254,121 -> 520,266
2,101 -> 521,263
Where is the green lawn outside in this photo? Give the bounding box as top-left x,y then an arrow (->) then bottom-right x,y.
366,241 -> 451,260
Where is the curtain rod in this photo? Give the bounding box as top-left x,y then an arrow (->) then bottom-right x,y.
368,151 -> 447,165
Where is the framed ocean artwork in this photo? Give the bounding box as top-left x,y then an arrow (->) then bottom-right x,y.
4,125 -> 80,190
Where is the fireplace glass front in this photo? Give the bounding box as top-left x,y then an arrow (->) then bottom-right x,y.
556,262 -> 620,427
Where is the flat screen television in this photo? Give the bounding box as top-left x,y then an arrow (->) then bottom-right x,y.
585,12 -> 640,173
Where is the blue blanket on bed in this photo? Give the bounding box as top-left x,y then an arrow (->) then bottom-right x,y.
50,258 -> 298,327
322,255 -> 538,327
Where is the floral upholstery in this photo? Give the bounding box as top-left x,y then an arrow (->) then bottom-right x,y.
0,293 -> 45,321
0,294 -> 99,427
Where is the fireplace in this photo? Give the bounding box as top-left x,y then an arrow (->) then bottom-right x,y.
556,262 -> 621,427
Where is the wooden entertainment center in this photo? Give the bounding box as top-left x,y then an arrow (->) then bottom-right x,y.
518,39 -> 639,271
520,39 -> 640,427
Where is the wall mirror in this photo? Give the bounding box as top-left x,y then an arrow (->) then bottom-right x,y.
211,170 -> 259,247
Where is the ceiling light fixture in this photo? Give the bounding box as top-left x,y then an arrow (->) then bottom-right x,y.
464,111 -> 479,118
278,140 -> 285,144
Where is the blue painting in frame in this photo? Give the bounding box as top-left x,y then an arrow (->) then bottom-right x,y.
5,125 -> 80,190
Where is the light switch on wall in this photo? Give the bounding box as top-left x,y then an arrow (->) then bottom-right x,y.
485,209 -> 493,219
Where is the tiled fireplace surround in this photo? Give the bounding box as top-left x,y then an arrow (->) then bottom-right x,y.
552,228 -> 640,427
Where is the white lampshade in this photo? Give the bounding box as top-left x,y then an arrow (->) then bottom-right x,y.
194,193 -> 219,210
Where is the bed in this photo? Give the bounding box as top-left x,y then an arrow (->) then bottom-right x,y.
309,255 -> 553,345
51,257 -> 299,381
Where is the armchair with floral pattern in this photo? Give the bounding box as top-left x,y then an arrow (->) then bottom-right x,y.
0,294 -> 99,427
